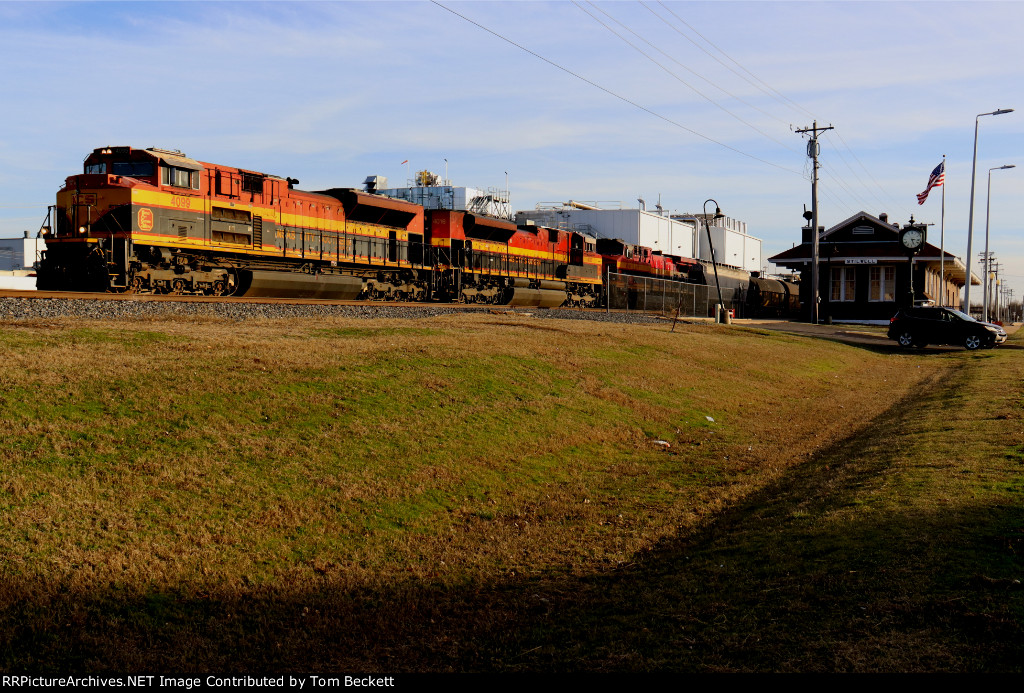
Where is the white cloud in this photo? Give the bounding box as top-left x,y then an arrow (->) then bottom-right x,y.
1,1 -> 1022,295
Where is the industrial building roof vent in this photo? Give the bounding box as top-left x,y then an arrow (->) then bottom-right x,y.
363,175 -> 387,193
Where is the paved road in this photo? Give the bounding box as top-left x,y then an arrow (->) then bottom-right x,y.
733,318 -> 1020,350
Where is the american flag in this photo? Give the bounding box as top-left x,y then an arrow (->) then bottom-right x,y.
916,161 -> 945,205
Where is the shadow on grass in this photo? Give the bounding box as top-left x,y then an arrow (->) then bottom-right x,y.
3,368 -> 1022,673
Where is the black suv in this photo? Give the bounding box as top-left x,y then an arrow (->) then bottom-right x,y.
888,307 -> 1007,350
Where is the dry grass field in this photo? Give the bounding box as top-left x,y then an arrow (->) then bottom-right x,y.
0,312 -> 1020,671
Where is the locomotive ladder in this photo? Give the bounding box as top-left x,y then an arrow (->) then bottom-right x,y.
253,216 -> 263,250
107,237 -> 129,290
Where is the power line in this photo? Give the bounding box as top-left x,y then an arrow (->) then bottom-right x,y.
584,0 -> 800,151
648,1 -> 814,121
819,163 -> 880,213
431,1 -> 802,175
826,131 -> 913,217
647,1 -> 913,218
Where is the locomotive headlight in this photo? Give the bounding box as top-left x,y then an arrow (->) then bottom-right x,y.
79,226 -> 87,234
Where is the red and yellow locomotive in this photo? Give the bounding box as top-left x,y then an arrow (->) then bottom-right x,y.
595,237 -> 700,283
39,146 -> 603,306
428,210 -> 602,307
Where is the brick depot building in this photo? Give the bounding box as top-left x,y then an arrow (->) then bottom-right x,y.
769,211 -> 976,322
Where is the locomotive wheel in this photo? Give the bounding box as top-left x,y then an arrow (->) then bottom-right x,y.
129,276 -> 145,293
211,280 -> 227,296
171,278 -> 187,295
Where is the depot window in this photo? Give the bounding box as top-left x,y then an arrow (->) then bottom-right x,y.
162,165 -> 200,190
869,266 -> 896,302
831,266 -> 856,302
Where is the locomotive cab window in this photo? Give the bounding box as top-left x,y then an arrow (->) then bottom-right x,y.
162,165 -> 200,190
112,162 -> 155,179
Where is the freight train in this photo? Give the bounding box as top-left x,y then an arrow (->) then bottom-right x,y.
37,146 -> 798,316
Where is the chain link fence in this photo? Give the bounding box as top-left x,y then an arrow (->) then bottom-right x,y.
606,272 -> 744,318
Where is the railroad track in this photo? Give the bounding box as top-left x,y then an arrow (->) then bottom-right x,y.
0,289 -> 503,309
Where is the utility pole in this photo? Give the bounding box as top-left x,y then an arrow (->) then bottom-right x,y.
992,261 -> 1002,322
980,251 -> 998,321
795,121 -> 834,323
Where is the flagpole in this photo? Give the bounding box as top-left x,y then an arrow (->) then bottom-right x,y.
940,154 -> 946,307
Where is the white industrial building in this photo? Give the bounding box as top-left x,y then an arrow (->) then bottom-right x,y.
0,233 -> 43,271
0,233 -> 44,289
369,174 -> 764,273
686,214 -> 762,274
516,203 -> 762,273
517,203 -> 695,259
372,171 -> 512,220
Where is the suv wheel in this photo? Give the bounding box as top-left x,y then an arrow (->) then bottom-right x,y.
896,330 -> 917,348
964,334 -> 983,350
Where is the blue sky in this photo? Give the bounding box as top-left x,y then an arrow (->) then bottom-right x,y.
1,1 -> 1022,304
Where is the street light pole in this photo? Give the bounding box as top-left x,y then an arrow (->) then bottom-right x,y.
983,164 -> 1015,322
965,108 -> 1013,314
703,199 -> 726,323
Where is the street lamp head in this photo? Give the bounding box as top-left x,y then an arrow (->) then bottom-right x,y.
703,198 -> 724,220
993,108 -> 1014,115
1000,164 -> 1016,170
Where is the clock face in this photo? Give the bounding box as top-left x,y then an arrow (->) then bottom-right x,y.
902,229 -> 924,249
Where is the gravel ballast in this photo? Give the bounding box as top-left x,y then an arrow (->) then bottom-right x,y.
0,296 -> 668,326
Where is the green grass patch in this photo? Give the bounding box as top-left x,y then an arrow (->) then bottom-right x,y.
1,313 -> 1018,671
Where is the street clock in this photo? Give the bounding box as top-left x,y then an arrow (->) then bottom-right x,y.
900,226 -> 925,254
